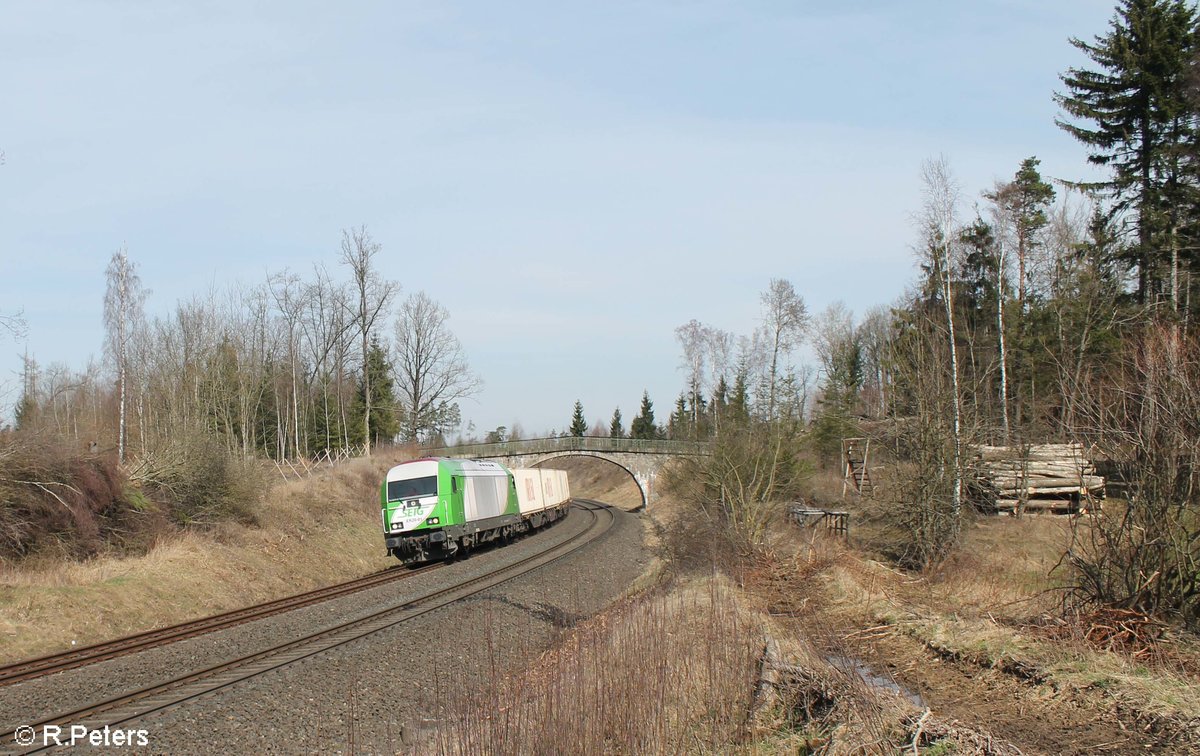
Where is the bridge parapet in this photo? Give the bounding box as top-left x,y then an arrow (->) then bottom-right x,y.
420,437 -> 708,509
423,436 -> 708,459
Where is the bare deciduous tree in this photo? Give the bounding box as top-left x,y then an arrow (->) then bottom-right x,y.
759,278 -> 809,420
857,306 -> 893,418
103,247 -> 147,464
0,310 -> 26,339
392,291 -> 480,443
674,319 -> 710,429
340,227 -> 398,456
269,271 -> 306,459
919,156 -> 964,515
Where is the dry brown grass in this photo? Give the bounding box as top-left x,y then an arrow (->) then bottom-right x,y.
0,448 -> 414,663
418,564 -> 1024,755
810,515 -> 1200,742
423,575 -> 762,754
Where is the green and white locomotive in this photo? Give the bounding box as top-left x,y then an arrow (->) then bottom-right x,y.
381,457 -> 571,564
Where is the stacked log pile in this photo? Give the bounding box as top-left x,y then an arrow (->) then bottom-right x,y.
971,443 -> 1105,514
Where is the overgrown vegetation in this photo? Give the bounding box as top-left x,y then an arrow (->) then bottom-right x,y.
0,432 -> 150,559
129,430 -> 266,528
426,578 -> 760,755
1067,325 -> 1200,626
656,2 -> 1200,633
0,428 -> 268,561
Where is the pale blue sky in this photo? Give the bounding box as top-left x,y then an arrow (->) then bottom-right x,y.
1,1 -> 1112,435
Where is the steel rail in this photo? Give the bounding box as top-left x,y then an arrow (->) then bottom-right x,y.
1,501 -> 614,754
0,563 -> 442,687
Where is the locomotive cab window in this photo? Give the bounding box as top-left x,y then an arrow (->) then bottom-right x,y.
387,476 -> 438,502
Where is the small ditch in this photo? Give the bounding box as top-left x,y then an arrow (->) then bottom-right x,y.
824,654 -> 926,707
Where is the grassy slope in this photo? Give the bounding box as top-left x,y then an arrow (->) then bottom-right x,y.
0,451 -> 407,664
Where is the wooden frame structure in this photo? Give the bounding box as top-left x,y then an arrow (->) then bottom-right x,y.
841,437 -> 874,497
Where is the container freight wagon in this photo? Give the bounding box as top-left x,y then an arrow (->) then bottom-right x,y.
381,458 -> 571,564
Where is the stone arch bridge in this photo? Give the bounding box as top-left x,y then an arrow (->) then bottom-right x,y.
421,437 -> 709,509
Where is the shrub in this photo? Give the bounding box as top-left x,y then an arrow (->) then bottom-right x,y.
662,420 -> 810,559
0,431 -> 157,559
134,433 -> 265,528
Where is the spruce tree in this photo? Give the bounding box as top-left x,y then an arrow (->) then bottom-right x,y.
609,407 -> 625,438
1056,0 -> 1199,305
630,390 -> 659,439
709,375 -> 729,437
569,400 -> 587,437
729,373 -> 750,424
351,338 -> 399,447
668,394 -> 690,440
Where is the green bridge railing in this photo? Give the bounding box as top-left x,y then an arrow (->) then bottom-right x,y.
421,436 -> 709,459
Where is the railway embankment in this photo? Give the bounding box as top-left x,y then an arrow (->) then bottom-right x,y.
0,502 -> 651,752
0,451 -> 408,664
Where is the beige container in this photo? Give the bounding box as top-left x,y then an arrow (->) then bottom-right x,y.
513,468 -> 571,514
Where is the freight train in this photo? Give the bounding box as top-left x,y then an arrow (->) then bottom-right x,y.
381,457 -> 571,564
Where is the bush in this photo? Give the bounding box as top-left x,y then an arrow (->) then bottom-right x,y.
0,431 -> 161,559
135,433 -> 265,528
662,421 -> 810,559
1067,326 -> 1200,628
0,428 -> 267,562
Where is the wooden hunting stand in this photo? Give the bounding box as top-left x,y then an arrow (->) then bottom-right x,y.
842,437 -> 873,497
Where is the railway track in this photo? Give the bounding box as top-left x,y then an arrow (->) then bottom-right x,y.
0,563 -> 442,688
1,501 -> 614,754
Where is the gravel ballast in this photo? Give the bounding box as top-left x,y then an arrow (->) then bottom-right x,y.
1,503 -> 649,753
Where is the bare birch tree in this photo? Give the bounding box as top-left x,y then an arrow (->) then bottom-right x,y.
103,247 -> 147,464
759,278 -> 809,421
987,186 -> 1014,441
674,319 -> 710,428
920,156 -> 964,515
340,227 -> 398,456
269,271 -> 305,459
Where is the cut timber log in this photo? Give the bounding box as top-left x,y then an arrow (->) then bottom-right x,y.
971,441 -> 1105,515
978,443 -> 1085,462
992,475 -> 1105,489
996,498 -> 1091,511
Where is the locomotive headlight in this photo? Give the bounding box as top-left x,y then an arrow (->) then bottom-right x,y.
425,517 -> 440,525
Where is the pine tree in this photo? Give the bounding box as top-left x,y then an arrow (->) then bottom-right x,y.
988,157 -> 1056,308
984,158 -> 1055,437
630,391 -> 659,440
569,400 -> 587,437
1056,0 -> 1200,306
609,407 -> 625,438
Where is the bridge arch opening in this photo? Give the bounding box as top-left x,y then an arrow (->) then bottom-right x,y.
533,454 -> 647,511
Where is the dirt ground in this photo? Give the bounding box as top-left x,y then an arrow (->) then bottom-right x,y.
755,512 -> 1200,754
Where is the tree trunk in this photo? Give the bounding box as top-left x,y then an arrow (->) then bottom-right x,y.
997,240 -> 1010,442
